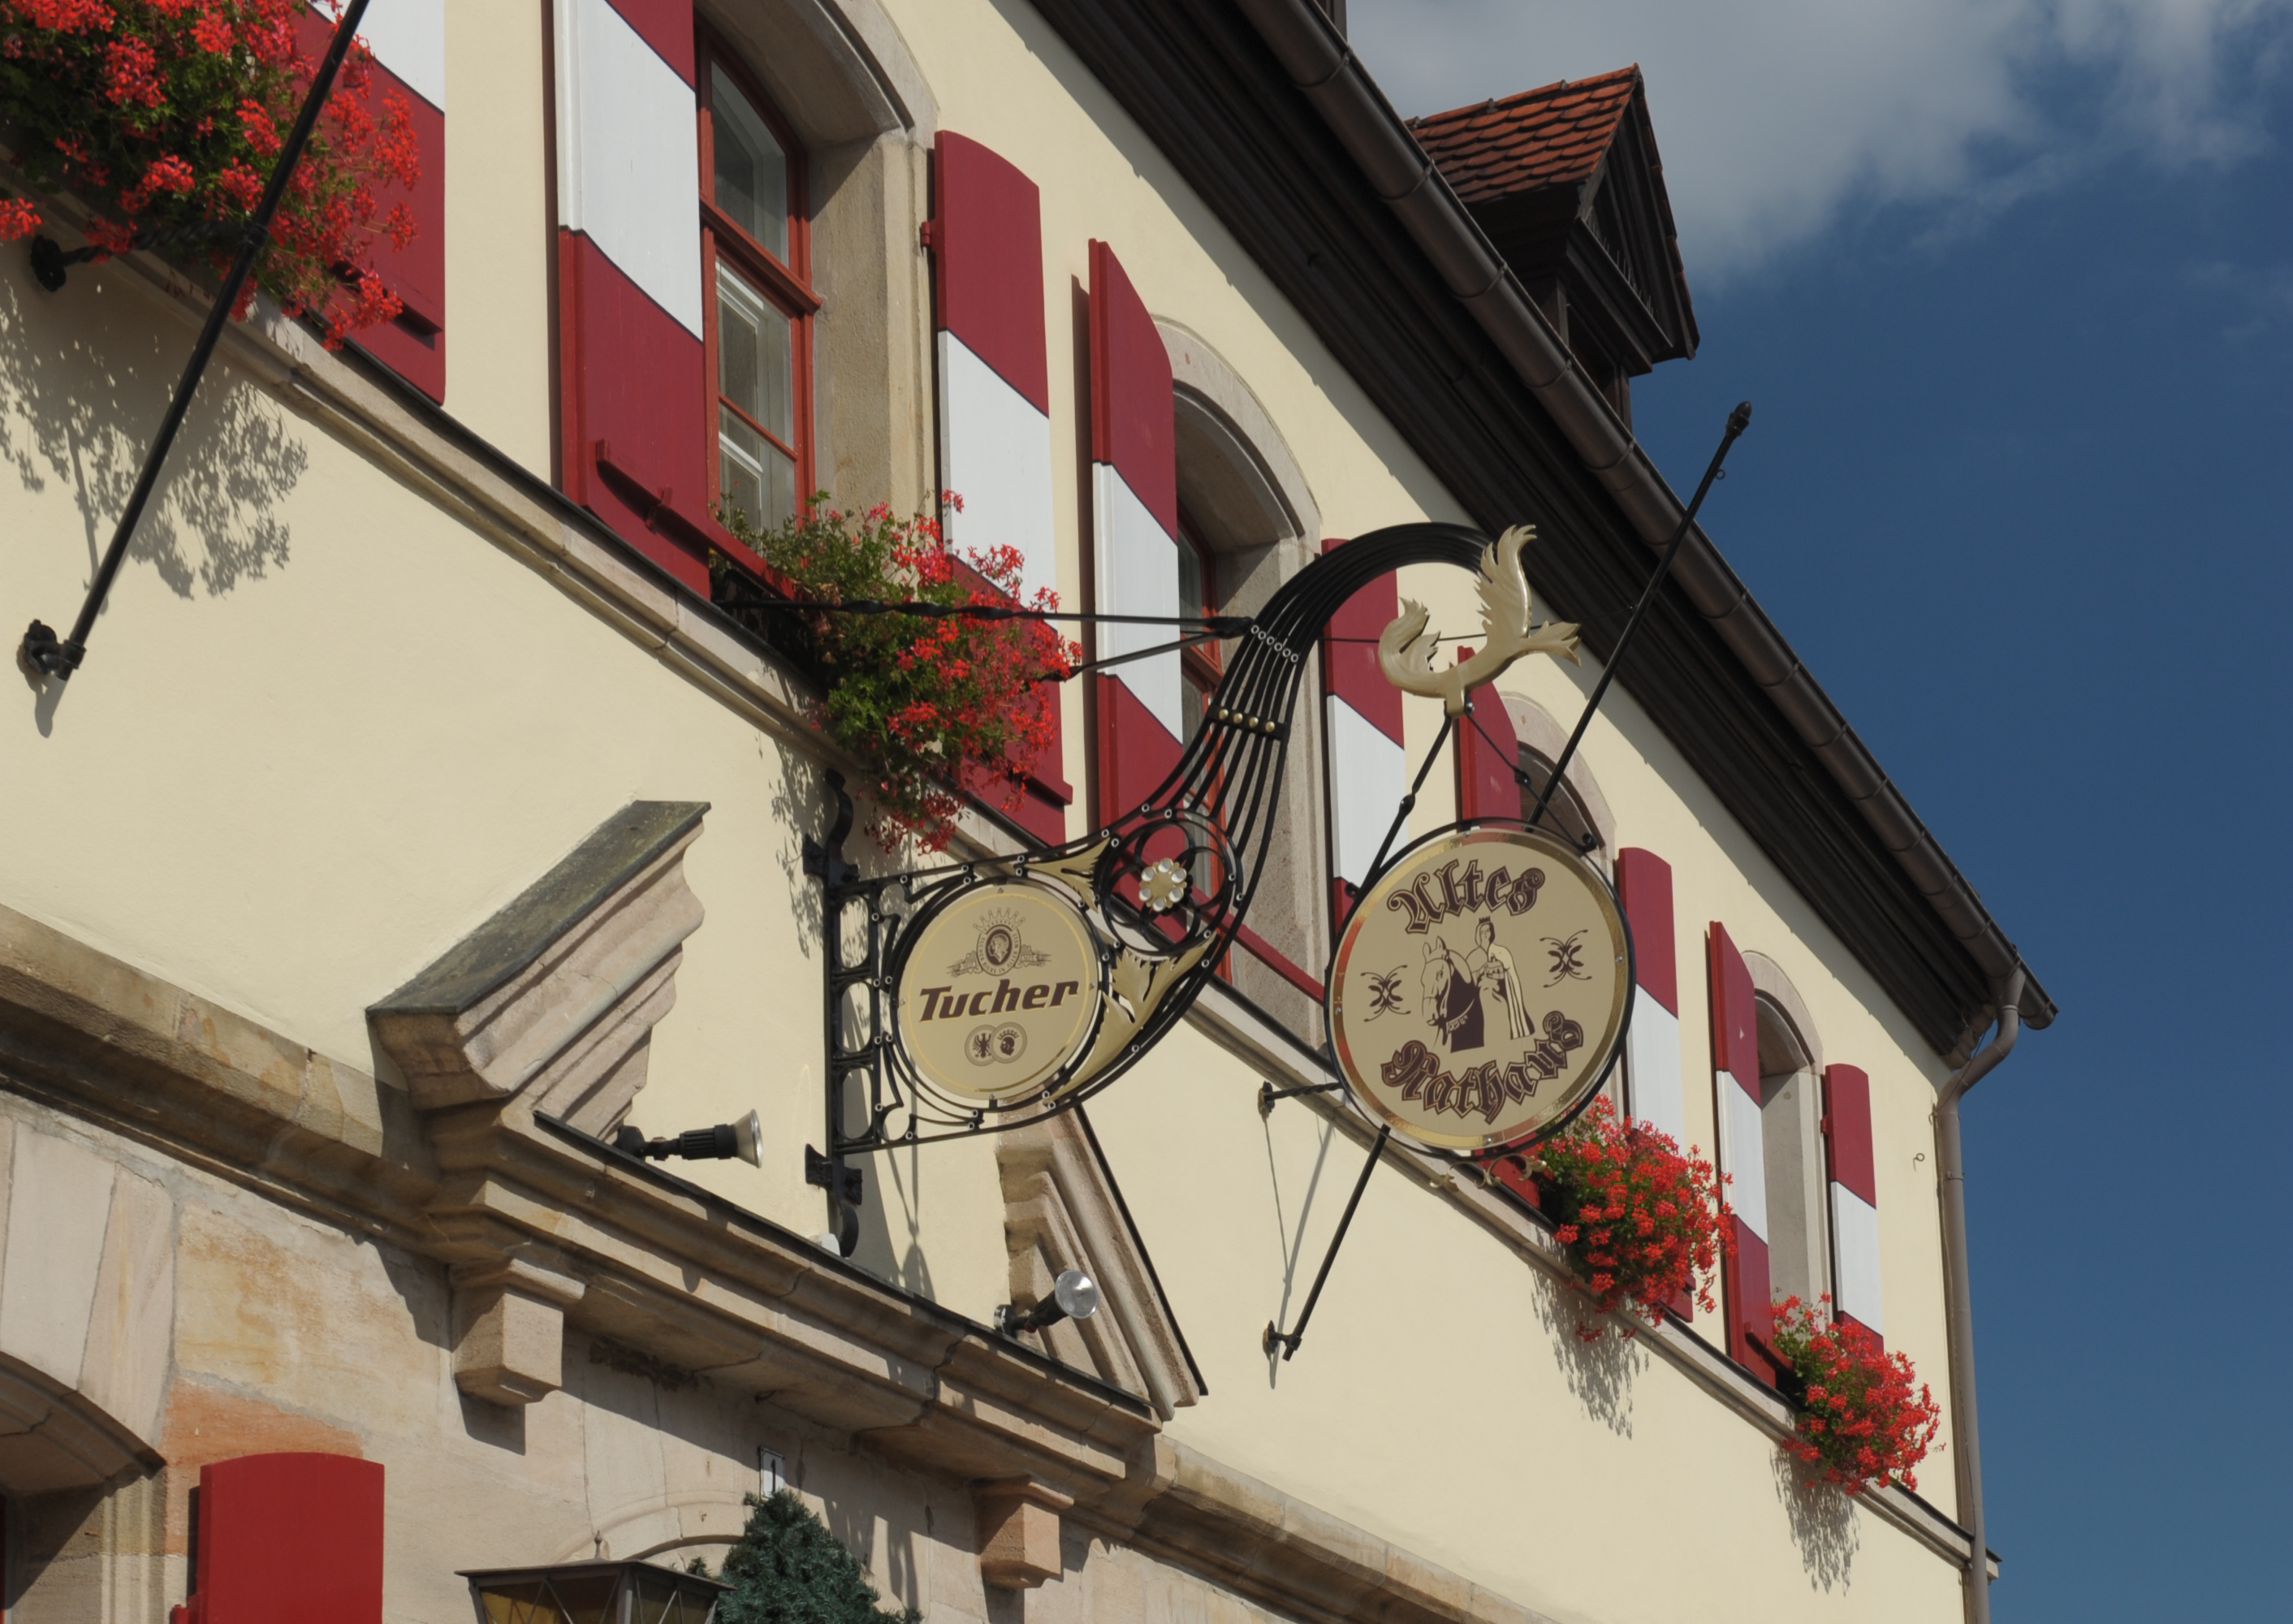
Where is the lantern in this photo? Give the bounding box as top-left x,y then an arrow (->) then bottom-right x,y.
461,1561 -> 728,1624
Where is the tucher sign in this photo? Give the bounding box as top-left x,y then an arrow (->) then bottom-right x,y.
893,882 -> 1107,1105
1328,825 -> 1631,1152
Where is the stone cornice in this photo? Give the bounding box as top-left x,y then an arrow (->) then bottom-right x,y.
0,901 -> 1989,1618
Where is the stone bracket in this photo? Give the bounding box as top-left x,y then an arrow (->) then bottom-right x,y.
974,1475 -> 1075,1590
449,1247 -> 586,1407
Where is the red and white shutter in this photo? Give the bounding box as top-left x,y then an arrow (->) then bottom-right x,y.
1822,1063 -> 1885,1342
552,0 -> 710,589
1453,663 -> 1520,820
1088,239 -> 1184,821
929,134 -> 1069,843
1321,542 -> 1406,931
1617,849 -> 1684,1147
932,133 -> 1056,604
348,0 -> 446,402
1709,921 -> 1774,1382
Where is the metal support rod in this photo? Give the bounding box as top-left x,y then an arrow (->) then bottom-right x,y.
1527,400 -> 1752,831
1361,711 -> 1457,885
1043,629 -> 1225,682
1264,1123 -> 1390,1361
19,0 -> 374,681
1258,1078 -> 1344,1114
745,596 -> 1252,633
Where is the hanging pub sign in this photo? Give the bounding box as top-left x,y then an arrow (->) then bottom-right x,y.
892,880 -> 1109,1104
1329,824 -> 1631,1153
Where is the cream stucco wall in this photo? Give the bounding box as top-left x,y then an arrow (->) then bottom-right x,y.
0,2 -> 1979,1622
441,1 -> 555,478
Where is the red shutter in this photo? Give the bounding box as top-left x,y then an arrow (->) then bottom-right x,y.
553,0 -> 712,590
1088,240 -> 1183,823
1452,654 -> 1520,820
175,1453 -> 382,1624
932,135 -> 1049,420
297,6 -> 446,402
1321,538 -> 1405,933
1822,1063 -> 1885,1342
1617,849 -> 1689,1316
930,135 -> 1068,842
1709,921 -> 1774,1382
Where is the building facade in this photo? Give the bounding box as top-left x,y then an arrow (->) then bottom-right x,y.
0,5 -> 2052,1624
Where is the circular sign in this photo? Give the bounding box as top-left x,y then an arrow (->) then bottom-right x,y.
893,882 -> 1106,1104
1328,824 -> 1631,1152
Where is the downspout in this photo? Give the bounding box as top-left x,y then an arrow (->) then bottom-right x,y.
1935,965 -> 2024,1624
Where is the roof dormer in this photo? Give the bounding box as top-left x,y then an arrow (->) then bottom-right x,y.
1409,66 -> 1698,426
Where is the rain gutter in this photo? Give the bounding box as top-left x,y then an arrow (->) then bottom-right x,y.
1231,0 -> 2053,1032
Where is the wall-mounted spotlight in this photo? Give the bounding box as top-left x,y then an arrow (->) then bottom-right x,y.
614,1110 -> 762,1167
995,1268 -> 1099,1336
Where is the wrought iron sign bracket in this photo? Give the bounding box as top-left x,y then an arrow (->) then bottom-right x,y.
801,520 -> 1541,1247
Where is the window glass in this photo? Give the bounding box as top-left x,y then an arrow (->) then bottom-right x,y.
717,263 -> 795,528
1177,531 -> 1217,745
713,76 -> 788,261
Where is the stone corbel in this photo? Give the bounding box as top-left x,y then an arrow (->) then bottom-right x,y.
369,802 -> 708,1134
450,1246 -> 587,1406
974,1476 -> 1073,1590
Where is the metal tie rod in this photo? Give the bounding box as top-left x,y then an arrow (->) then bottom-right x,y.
19,0 -> 376,683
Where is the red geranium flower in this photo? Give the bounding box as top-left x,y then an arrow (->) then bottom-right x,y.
1531,1095 -> 1734,1337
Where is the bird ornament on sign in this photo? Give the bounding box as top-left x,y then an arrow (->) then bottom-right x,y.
1377,526 -> 1582,715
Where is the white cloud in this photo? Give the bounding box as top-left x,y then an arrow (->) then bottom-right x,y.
1351,0 -> 2293,277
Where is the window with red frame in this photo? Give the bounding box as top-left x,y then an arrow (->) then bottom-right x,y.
698,33 -> 818,533
1177,510 -> 1221,744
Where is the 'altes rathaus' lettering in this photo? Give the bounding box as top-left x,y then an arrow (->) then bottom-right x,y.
1384,857 -> 1544,935
1376,1009 -> 1586,1123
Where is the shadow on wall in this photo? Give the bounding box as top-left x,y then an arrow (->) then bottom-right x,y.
1770,1450 -> 1859,1592
1529,1269 -> 1645,1439
0,258 -> 307,602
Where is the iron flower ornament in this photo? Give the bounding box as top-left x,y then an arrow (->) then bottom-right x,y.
1139,858 -> 1189,914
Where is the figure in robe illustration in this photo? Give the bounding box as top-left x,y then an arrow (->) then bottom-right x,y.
1470,914 -> 1532,1040
1421,938 -> 1484,1052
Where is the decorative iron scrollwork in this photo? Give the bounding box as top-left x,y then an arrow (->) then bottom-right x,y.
811,521 -> 1519,1182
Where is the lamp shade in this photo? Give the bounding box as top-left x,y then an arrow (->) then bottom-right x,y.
462,1561 -> 728,1624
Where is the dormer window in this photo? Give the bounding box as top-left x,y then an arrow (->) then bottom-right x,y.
1408,65 -> 1699,428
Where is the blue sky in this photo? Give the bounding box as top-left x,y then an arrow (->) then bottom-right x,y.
1358,3 -> 2293,1615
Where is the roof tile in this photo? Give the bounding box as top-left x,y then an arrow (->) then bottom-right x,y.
1406,65 -> 1642,206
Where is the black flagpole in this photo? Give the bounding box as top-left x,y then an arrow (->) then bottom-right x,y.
1526,400 -> 1752,830
19,0 -> 374,682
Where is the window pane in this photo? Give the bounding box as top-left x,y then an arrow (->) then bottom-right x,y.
721,407 -> 795,531
717,263 -> 792,446
713,75 -> 788,261
1177,539 -> 1208,620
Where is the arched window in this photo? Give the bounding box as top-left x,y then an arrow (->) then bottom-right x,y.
1175,508 -> 1222,747
1501,693 -> 1617,868
698,32 -> 815,531
1752,974 -> 1829,1313
1517,747 -> 1598,856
